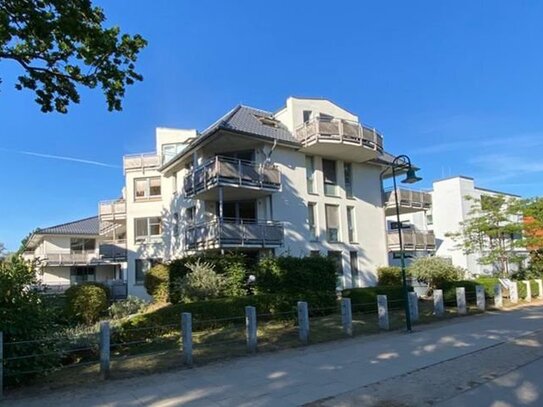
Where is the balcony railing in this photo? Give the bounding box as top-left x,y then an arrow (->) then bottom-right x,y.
295,117 -> 384,153
387,230 -> 436,251
384,188 -> 432,211
99,199 -> 126,218
184,155 -> 281,198
185,218 -> 284,249
99,240 -> 127,261
43,252 -> 98,265
123,152 -> 160,171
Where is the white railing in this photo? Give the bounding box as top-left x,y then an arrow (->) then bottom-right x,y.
43,251 -> 98,265
123,152 -> 160,171
99,199 -> 126,217
295,117 -> 384,152
184,155 -> 281,197
384,188 -> 432,210
387,230 -> 436,250
185,218 -> 284,249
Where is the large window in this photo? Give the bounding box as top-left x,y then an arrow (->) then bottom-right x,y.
70,266 -> 95,284
350,251 -> 359,287
325,204 -> 340,242
390,220 -> 411,230
162,143 -> 186,164
305,156 -> 316,194
327,251 -> 343,285
70,238 -> 95,253
322,159 -> 338,196
308,202 -> 317,241
135,259 -> 161,285
347,206 -> 356,242
344,162 -> 353,198
135,217 -> 162,243
134,177 -> 161,200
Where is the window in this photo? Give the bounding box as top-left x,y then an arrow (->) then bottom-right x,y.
217,201 -> 256,222
350,251 -> 359,287
308,202 -> 317,241
305,156 -> 316,194
162,143 -> 186,164
325,204 -> 340,242
347,206 -> 356,242
172,173 -> 178,194
344,163 -> 353,198
134,177 -> 161,200
135,259 -> 161,285
392,252 -> 415,259
303,110 -> 312,123
327,251 -> 343,281
185,207 -> 195,224
135,217 -> 162,242
322,159 -> 338,196
70,266 -> 95,284
70,238 -> 95,253
390,220 -> 411,230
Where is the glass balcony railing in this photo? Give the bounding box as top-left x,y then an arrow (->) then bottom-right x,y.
387,230 -> 436,251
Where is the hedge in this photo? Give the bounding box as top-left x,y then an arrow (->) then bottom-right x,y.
341,286 -> 413,312
377,266 -> 402,286
440,281 -> 478,306
474,277 -> 500,298
517,280 -> 541,299
144,264 -> 169,302
65,283 -> 110,325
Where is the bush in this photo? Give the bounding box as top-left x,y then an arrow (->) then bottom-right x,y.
475,276 -> 500,298
377,266 -> 402,286
173,260 -> 226,302
342,286 -> 413,312
408,257 -> 463,288
440,280 -> 478,305
516,280 -> 540,299
144,263 -> 169,302
65,283 -> 109,325
109,296 -> 148,319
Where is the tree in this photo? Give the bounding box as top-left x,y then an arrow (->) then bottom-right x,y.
407,256 -> 463,288
524,197 -> 543,274
0,0 -> 147,113
447,195 -> 526,277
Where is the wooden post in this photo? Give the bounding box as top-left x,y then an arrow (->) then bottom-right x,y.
494,284 -> 503,308
536,279 -> 543,300
297,301 -> 309,345
523,281 -> 532,303
456,287 -> 467,315
99,321 -> 110,380
476,285 -> 485,311
341,298 -> 353,336
408,292 -> 419,322
510,282 -> 519,304
245,306 -> 257,353
433,289 -> 444,317
182,312 -> 193,367
377,295 -> 389,330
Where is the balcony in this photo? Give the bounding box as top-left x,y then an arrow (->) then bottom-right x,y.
99,240 -> 127,261
99,199 -> 126,221
184,155 -> 281,200
123,152 -> 160,172
384,188 -> 432,216
185,219 -> 284,249
387,230 -> 436,251
295,117 -> 384,163
43,251 -> 99,266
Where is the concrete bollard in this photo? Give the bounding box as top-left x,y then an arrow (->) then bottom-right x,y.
297,301 -> 309,345
523,281 -> 532,303
245,306 -> 257,353
494,284 -> 503,308
476,285 -> 486,311
341,298 -> 353,336
377,295 -> 389,330
182,312 -> 193,367
433,289 -> 444,317
408,292 -> 419,322
510,282 -> 519,304
536,279 -> 543,300
456,287 -> 467,315
99,321 -> 110,380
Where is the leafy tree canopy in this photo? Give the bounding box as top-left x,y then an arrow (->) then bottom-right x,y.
0,0 -> 147,113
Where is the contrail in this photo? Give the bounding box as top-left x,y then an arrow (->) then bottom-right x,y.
0,148 -> 120,168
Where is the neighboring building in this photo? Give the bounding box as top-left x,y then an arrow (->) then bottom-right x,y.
23,216 -> 127,296
385,176 -> 525,276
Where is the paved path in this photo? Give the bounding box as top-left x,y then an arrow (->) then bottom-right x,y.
7,306 -> 543,407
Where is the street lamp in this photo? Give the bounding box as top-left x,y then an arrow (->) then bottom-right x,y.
390,155 -> 422,332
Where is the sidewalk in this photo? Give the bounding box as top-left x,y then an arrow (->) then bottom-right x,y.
7,305 -> 543,407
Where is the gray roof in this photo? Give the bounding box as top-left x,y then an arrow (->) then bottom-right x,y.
37,216 -> 99,236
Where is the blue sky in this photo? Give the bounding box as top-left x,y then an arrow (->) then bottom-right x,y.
1,1 -> 542,250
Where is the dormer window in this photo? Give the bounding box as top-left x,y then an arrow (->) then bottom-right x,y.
303,110 -> 312,123
255,115 -> 279,128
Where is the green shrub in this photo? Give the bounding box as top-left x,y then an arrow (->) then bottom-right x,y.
408,257 -> 464,288
440,280 -> 478,305
172,259 -> 227,302
475,277 -> 500,298
377,266 -> 402,286
144,263 -> 169,302
516,280 -> 540,299
342,286 -> 413,312
109,296 -> 148,319
255,256 -> 336,295
65,283 -> 109,325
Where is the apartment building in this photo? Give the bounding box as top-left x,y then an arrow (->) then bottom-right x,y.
386,176 -> 525,276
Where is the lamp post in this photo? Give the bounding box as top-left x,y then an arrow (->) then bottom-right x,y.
390,155 -> 422,333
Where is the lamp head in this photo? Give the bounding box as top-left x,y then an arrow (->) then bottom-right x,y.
401,168 -> 422,184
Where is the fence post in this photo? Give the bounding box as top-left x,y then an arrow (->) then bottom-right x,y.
536,279 -> 543,300
182,312 -> 193,367
297,301 -> 309,345
456,287 -> 467,315
476,285 -> 485,311
341,298 -> 353,336
494,284 -> 503,308
99,321 -> 110,380
510,282 -> 519,304
408,292 -> 419,322
377,295 -> 389,330
433,289 -> 444,317
523,281 -> 532,303
245,306 -> 257,353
